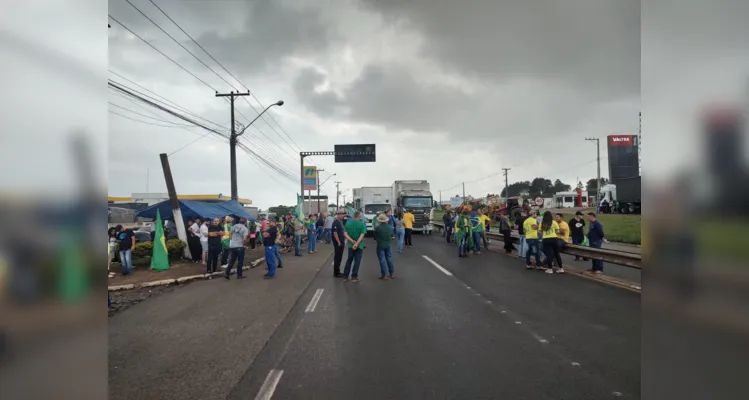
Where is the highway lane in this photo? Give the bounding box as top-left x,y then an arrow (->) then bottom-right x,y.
229,235 -> 640,399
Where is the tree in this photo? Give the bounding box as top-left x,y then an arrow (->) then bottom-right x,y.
529,177 -> 554,197
500,180 -> 531,198
268,205 -> 294,216
552,179 -> 571,193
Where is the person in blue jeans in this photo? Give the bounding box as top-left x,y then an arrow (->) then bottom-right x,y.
115,225 -> 135,276
263,220 -> 280,278
293,216 -> 304,256
374,214 -> 395,279
306,214 -> 317,253
342,211 -> 367,282
586,212 -> 605,273
394,214 -> 406,252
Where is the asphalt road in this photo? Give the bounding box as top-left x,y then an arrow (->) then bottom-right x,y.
229,234 -> 641,399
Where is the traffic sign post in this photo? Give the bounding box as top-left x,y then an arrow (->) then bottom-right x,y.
299,144 -> 377,212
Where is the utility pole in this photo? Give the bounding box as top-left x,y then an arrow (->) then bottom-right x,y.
501,168 -> 511,201
159,153 -> 191,259
335,181 -> 342,209
585,137 -> 601,201
439,190 -> 442,206
215,90 -> 250,200
316,169 -> 325,215
638,112 -> 642,176
462,182 -> 466,203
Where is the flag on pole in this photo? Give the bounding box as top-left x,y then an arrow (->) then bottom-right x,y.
58,223 -> 88,302
295,194 -> 305,220
150,209 -> 170,272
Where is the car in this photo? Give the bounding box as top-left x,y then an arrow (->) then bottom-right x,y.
134,230 -> 152,243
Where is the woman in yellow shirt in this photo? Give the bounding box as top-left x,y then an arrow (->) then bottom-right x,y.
540,212 -> 564,274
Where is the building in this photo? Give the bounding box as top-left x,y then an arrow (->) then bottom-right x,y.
108,193 -> 253,207
553,191 -> 591,208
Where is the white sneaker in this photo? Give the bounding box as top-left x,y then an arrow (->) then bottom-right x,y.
555,268 -> 565,274
545,269 -> 554,274
221,264 -> 228,269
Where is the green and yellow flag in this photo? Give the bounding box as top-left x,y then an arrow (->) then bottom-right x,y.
150,209 -> 170,272
295,194 -> 305,220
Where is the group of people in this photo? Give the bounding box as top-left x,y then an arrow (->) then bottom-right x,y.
441,208 -> 606,274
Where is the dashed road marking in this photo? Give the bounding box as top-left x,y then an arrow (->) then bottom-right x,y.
532,334 -> 549,344
305,289 -> 324,313
571,362 -> 581,367
254,369 -> 283,400
515,321 -> 522,324
422,255 -> 453,276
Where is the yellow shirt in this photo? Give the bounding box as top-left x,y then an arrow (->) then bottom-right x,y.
479,214 -> 491,228
541,220 -> 560,239
557,220 -> 570,242
523,217 -> 538,239
404,212 -> 415,229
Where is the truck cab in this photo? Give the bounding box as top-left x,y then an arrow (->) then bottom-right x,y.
363,203 -> 392,232
397,193 -> 433,231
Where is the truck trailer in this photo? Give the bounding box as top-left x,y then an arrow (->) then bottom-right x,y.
600,176 -> 641,214
391,180 -> 434,231
358,186 -> 393,232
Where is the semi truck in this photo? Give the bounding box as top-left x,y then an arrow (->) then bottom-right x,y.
357,186 -> 393,232
600,175 -> 641,214
391,180 -> 434,232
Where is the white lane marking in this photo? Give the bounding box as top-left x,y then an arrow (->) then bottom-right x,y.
305,289 -> 324,313
254,369 -> 284,400
612,392 -> 623,397
422,255 -> 453,276
515,321 -> 522,324
571,362 -> 581,367
532,334 -> 549,344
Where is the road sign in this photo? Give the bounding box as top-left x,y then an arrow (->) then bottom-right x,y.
303,166 -> 317,190
334,144 -> 376,163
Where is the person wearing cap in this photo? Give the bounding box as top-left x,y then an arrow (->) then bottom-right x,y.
374,213 -> 395,280
115,224 -> 135,275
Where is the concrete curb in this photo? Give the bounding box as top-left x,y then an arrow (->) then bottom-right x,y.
108,257 -> 267,292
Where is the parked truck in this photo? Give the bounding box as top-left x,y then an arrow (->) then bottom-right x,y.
600,175 -> 641,214
356,187 -> 393,232
391,180 -> 434,232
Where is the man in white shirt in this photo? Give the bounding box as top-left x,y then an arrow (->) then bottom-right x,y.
199,220 -> 209,264
324,213 -> 335,244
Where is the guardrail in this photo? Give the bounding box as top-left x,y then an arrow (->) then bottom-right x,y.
430,222 -> 642,270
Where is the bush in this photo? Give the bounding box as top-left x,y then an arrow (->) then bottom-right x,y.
132,238 -> 186,259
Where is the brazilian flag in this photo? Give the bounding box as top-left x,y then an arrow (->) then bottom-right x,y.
150,209 -> 170,272
295,194 -> 305,220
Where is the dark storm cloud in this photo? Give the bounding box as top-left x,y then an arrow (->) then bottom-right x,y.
292,68 -> 345,117
195,1 -> 339,76
360,0 -> 640,102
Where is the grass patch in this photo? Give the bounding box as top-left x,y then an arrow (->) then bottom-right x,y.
433,210 -> 642,245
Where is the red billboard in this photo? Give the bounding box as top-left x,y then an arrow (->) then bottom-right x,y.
608,135 -> 634,146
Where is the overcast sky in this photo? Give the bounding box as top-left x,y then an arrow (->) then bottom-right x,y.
107,0 -> 642,208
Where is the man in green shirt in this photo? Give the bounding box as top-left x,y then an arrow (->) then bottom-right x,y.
342,211 -> 367,282
374,213 -> 395,279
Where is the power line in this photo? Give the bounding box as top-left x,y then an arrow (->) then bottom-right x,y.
121,0 -> 300,164
108,102 -> 195,127
108,15 -> 218,92
147,0 -> 305,153
109,109 -> 195,128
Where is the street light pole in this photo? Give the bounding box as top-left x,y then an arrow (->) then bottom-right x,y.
317,172 -> 336,214
215,90 -> 250,200
585,137 -> 601,201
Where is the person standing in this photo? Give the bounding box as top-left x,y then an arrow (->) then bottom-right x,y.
568,211 -> 587,261
262,219 -> 279,279
478,209 -> 490,249
187,219 -> 202,263
455,210 -> 472,258
342,211 -> 367,282
273,217 -> 285,269
374,214 -> 395,280
403,209 -> 415,247
206,217 -> 223,273
540,212 -> 564,274
199,219 -> 209,264
247,218 -> 257,251
394,213 -> 406,252
115,225 -> 135,276
469,210 -> 483,255
324,212 -> 335,244
442,210 -> 453,243
554,213 -> 570,261
586,212 -> 605,274
332,209 -> 346,277
294,215 -> 305,256
316,213 -> 325,241
387,209 -> 396,240
220,216 -> 232,268
225,217 -> 249,280
514,212 -> 526,258
499,212 -> 514,254
523,213 -> 539,269
306,214 -> 318,254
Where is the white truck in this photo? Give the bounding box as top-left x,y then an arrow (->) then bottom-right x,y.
391,180 -> 434,232
358,186 -> 393,232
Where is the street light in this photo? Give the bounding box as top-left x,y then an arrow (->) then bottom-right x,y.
236,100 -> 284,137
317,172 -> 336,214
